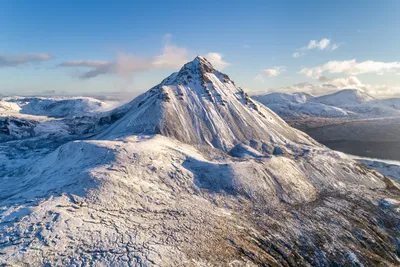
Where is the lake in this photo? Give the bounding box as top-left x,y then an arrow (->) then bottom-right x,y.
289,117 -> 400,161
320,140 -> 400,161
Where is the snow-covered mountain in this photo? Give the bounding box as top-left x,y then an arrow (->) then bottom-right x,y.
254,92 -> 315,104
0,96 -> 118,117
252,92 -> 353,118
1,57 -> 400,266
253,89 -> 400,118
0,96 -> 125,142
97,57 -> 317,151
314,89 -> 375,106
379,98 -> 400,109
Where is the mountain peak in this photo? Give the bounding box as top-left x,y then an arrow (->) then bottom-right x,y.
179,56 -> 215,75
98,57 -> 316,151
157,56 -> 233,89
193,55 -> 212,66
315,88 -> 375,106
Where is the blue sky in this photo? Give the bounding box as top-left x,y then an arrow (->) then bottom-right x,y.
1,0 -> 399,98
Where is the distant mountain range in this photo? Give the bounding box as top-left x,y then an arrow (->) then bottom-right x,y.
252,89 -> 400,118
0,96 -> 121,142
0,96 -> 118,118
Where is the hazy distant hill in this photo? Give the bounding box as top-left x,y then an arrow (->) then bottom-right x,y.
253,89 -> 400,119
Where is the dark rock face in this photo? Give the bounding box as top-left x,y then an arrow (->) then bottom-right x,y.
273,146 -> 283,156
0,117 -> 37,140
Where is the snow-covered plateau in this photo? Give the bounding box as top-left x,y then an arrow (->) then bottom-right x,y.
1,57 -> 400,266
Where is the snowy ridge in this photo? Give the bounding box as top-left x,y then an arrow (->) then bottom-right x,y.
314,89 -> 375,106
378,98 -> 400,109
253,89 -> 400,118
0,96 -> 119,118
0,96 -> 127,142
254,92 -> 315,104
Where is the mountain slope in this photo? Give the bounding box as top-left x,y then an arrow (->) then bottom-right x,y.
98,57 -> 317,151
378,98 -> 400,109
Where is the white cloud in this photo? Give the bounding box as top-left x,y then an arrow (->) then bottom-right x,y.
266,75 -> 400,98
308,38 -> 330,50
204,52 -> 230,69
59,35 -> 191,79
292,52 -> 304,58
263,66 -> 286,77
331,43 -> 340,51
0,53 -> 53,68
318,75 -> 363,88
114,53 -> 154,76
292,38 -> 339,58
59,35 -> 230,79
152,43 -> 190,69
254,74 -> 265,84
300,59 -> 400,78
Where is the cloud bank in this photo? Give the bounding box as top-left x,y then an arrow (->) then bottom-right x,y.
263,66 -> 286,77
59,36 -> 230,79
204,53 -> 230,69
0,53 -> 52,68
300,59 -> 400,77
266,75 -> 400,98
59,42 -> 190,79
